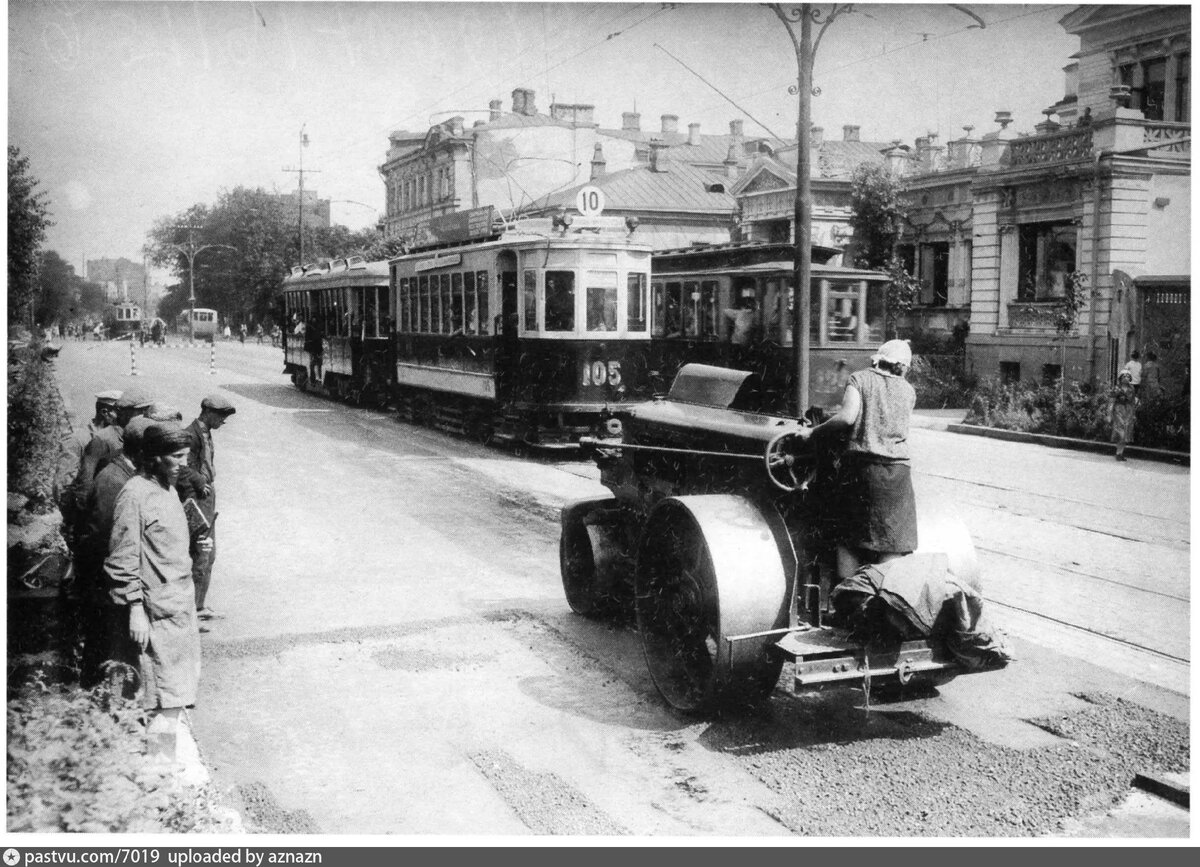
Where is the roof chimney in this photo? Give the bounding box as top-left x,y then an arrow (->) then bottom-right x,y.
661,114 -> 679,134
511,89 -> 525,115
590,142 -> 607,181
622,111 -> 641,131
489,99 -> 503,121
811,126 -> 824,148
688,123 -> 701,146
729,119 -> 744,139
649,140 -> 669,172
724,144 -> 739,179
522,89 -> 537,116
842,124 -> 860,142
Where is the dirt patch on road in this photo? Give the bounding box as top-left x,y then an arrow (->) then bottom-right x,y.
468,748 -> 628,835
371,645 -> 483,673
233,781 -> 321,834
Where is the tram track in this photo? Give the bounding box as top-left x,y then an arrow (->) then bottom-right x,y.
975,544 -> 1190,603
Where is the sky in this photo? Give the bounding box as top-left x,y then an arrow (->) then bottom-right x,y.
7,1 -> 1086,280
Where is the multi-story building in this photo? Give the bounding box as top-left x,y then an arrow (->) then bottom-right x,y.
894,3 -> 1190,391
85,257 -> 146,303
379,88 -> 765,249
273,189 -> 331,231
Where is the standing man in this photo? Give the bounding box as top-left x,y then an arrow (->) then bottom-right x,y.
54,390 -> 121,536
177,395 -> 236,619
106,422 -> 209,754
76,417 -> 154,688
75,389 -> 153,519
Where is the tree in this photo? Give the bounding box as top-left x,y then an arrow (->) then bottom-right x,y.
33,250 -> 78,327
8,146 -> 54,326
882,257 -> 921,340
145,187 -> 390,328
848,163 -> 905,271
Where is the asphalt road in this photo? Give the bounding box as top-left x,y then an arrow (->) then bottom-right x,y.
48,337 -> 1190,838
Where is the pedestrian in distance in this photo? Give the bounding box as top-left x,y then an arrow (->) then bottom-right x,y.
176,394 -> 236,619
1121,349 -> 1142,388
105,422 -> 210,754
239,323 -> 247,344
796,338 -> 919,584
255,322 -> 264,344
1110,371 -> 1138,462
304,318 -> 324,386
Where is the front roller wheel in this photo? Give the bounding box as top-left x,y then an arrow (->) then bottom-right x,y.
560,498 -> 633,618
635,496 -> 791,714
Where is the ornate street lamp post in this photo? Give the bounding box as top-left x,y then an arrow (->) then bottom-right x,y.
167,234 -> 236,343
771,3 -> 855,415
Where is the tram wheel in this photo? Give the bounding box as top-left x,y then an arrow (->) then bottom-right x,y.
635,496 -> 789,714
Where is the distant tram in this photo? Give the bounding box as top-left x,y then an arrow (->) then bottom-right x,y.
106,302 -> 143,339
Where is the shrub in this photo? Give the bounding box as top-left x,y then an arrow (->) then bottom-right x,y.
6,678 -> 229,833
7,347 -> 66,511
1136,391 -> 1190,451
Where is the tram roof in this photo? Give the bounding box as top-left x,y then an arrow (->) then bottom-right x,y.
390,216 -> 651,262
656,261 -> 889,282
282,259 -> 390,290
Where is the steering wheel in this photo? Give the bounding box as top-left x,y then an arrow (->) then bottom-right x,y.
765,428 -> 809,492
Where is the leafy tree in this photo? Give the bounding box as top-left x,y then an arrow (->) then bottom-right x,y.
32,250 -> 79,327
848,163 -> 905,270
146,187 -> 390,328
882,256 -> 921,340
8,146 -> 54,326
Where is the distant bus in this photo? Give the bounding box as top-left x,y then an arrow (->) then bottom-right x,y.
106,302 -> 142,338
176,307 -> 219,342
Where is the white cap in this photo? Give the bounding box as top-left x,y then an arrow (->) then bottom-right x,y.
871,339 -> 912,367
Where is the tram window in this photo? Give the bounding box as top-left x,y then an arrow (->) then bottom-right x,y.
662,282 -> 683,338
441,274 -> 453,333
865,282 -> 885,343
398,278 -> 408,332
476,271 -> 489,334
523,270 -> 538,331
378,284 -> 391,333
464,271 -> 477,334
451,272 -> 464,333
652,282 -> 664,336
586,271 -> 618,332
545,271 -> 576,332
827,290 -> 860,343
627,273 -> 647,332
683,280 -> 719,338
419,275 -> 431,332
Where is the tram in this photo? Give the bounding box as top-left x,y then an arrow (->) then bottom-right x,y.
389,209 -> 652,445
281,257 -> 392,403
650,243 -> 890,415
106,302 -> 143,339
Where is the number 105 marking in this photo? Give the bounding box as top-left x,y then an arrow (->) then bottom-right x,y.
582,360 -> 622,387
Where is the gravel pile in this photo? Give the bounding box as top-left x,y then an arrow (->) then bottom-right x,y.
234,781 -> 321,834
705,689 -> 1188,837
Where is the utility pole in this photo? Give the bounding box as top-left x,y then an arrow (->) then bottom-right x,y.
283,125 -> 320,266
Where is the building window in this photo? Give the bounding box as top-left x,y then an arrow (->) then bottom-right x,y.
1121,57 -> 1168,121
1176,52 -> 1190,121
1042,363 -> 1062,385
999,361 -> 1021,383
918,242 -> 949,306
1017,222 -> 1076,301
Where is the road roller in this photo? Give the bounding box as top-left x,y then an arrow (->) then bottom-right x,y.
560,363 -> 1004,713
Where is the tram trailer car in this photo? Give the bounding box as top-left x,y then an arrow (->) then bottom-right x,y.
390,214 -> 653,446
281,257 -> 394,404
651,244 -> 891,415
561,363 -> 1006,714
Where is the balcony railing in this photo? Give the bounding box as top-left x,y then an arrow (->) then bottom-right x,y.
1007,300 -> 1065,331
1007,128 -> 1094,167
1143,121 -> 1190,155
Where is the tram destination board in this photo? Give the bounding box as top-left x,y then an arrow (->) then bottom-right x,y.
426,205 -> 496,245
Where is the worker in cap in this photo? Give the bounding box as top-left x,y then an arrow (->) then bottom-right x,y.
106,420 -> 208,726
797,337 -> 918,592
77,387 -> 156,511
177,395 -> 235,619
146,402 -> 184,423
53,390 -> 123,529
75,416 -> 157,688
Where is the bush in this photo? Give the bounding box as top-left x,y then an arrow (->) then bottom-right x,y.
910,354 -> 977,410
964,376 -> 1189,451
7,347 -> 66,511
6,678 -> 229,833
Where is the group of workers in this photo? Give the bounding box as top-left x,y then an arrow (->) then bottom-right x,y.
53,387 -> 236,745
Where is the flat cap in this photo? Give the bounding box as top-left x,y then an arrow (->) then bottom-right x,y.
122,416 -> 156,450
95,390 -> 123,406
115,387 -> 153,410
201,394 -> 236,415
146,402 -> 184,422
